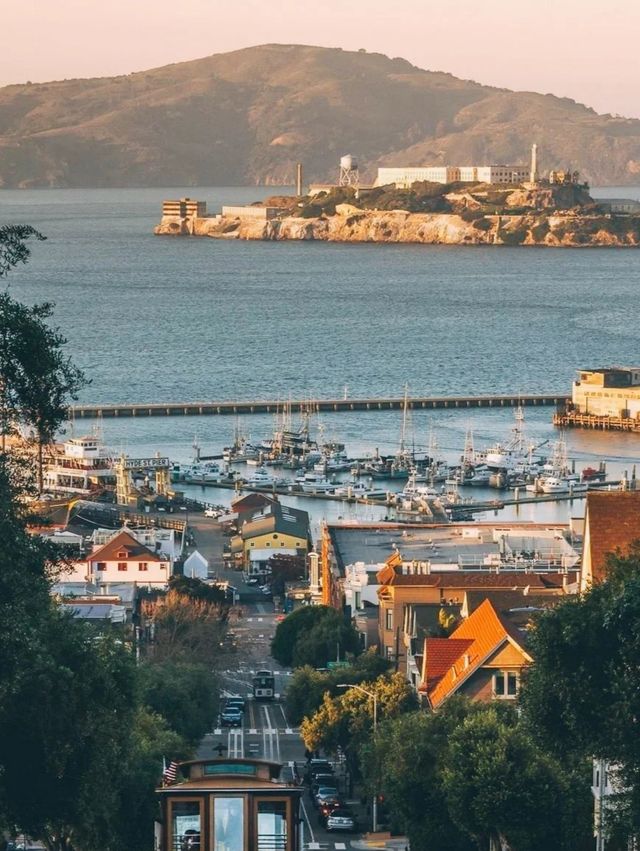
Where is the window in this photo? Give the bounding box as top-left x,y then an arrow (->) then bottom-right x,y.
139,562 -> 148,571
96,561 -> 106,571
213,797 -> 244,851
266,542 -> 270,547
257,801 -> 287,851
385,608 -> 393,631
118,562 -> 127,572
170,801 -> 201,851
494,670 -> 519,698
272,533 -> 279,540
385,645 -> 394,660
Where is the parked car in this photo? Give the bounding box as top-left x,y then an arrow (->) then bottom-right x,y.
204,507 -> 217,518
311,773 -> 336,795
261,585 -> 272,596
220,707 -> 243,727
326,807 -> 356,832
305,759 -> 333,783
245,577 -> 259,586
314,787 -> 340,809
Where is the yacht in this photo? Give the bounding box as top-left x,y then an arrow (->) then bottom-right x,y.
244,468 -> 284,488
538,476 -> 588,494
294,472 -> 336,493
43,434 -> 116,495
333,481 -> 388,500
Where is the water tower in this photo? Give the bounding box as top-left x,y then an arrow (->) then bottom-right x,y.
339,154 -> 359,190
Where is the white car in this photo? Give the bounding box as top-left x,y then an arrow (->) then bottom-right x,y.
204,507 -> 217,517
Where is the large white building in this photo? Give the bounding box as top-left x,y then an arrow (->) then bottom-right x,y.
376,164 -> 531,188
572,367 -> 640,419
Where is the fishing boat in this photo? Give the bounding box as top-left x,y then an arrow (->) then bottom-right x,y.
484,406 -> 544,474
244,468 -> 285,488
333,481 -> 389,500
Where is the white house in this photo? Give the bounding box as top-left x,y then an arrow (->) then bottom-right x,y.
86,530 -> 171,588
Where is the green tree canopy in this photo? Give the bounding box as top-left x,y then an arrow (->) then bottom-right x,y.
271,604 -> 360,668
522,548 -> 640,840
139,661 -> 218,746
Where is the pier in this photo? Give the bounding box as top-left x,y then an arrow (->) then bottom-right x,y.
554,410 -> 640,433
70,393 -> 568,419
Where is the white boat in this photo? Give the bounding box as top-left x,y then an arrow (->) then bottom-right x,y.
182,461 -> 227,484
294,472 -> 336,493
333,481 -> 388,500
395,472 -> 439,505
538,476 -> 588,494
244,468 -> 283,488
484,406 -> 542,473
44,433 -> 116,495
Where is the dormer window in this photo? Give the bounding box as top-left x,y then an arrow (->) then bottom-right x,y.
117,550 -> 127,558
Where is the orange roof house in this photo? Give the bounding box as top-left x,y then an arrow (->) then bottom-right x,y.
88,530 -> 164,564
581,491 -> 640,590
419,598 -> 532,710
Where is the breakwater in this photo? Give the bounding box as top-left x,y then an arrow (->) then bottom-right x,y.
70,393 -> 568,419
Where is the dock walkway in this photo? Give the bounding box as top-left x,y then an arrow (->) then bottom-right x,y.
71,393 -> 568,419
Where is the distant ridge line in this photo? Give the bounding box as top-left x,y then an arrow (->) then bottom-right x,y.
69,393 -> 568,418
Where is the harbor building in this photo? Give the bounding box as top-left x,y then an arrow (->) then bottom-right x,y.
230,501 -> 310,575
571,367 -> 640,418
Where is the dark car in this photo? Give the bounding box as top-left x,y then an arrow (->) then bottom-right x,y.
313,787 -> 340,809
326,807 -> 356,832
226,697 -> 246,712
220,707 -> 243,727
311,773 -> 336,795
305,759 -> 333,782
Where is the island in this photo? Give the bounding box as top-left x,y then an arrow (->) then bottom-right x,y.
154,182 -> 640,247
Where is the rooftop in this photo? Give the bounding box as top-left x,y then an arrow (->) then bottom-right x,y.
585,490 -> 640,582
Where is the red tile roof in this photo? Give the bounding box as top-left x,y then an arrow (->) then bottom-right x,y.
585,491 -> 640,583
421,598 -> 531,708
89,531 -> 162,563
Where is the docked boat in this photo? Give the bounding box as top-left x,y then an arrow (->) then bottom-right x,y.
294,472 -> 336,493
538,476 -> 588,494
333,481 -> 389,500
244,468 -> 285,488
484,406 -> 544,475
43,433 -> 116,495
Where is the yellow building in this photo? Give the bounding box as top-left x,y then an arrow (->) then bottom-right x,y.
571,367 -> 640,419
230,502 -> 310,576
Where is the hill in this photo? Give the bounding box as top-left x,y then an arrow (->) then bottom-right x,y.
1,44 -> 640,188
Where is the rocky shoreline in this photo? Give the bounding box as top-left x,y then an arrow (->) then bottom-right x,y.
155,205 -> 640,247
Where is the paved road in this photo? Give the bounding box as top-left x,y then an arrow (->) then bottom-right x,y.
190,523 -> 366,848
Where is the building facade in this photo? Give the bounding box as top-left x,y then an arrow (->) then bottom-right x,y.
571,367 -> 640,419
85,530 -> 171,587
376,164 -> 530,188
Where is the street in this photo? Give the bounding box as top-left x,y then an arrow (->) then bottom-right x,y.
189,518 -> 363,848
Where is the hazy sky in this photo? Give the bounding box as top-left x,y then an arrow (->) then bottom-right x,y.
3,0 -> 639,118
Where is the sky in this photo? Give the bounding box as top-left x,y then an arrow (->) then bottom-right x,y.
3,0 -> 639,118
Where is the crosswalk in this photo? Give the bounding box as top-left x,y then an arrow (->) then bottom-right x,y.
222,667 -> 293,676
304,843 -> 349,850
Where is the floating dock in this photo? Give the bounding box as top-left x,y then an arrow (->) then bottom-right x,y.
70,393 -> 568,419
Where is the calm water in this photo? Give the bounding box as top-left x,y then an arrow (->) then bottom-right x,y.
2,185 -> 640,527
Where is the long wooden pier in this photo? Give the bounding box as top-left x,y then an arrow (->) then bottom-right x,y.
70,393 -> 568,419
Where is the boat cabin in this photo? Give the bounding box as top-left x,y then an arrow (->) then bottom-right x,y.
156,758 -> 303,851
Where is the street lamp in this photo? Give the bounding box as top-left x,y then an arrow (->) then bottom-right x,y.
337,683 -> 378,832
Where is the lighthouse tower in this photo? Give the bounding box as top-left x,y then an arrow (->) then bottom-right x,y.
530,143 -> 538,184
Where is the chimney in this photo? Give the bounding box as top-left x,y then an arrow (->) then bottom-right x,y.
296,163 -> 303,196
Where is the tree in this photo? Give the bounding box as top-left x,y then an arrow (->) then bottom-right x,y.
271,604 -> 360,668
442,704 -> 591,851
300,672 -> 417,759
148,586 -> 229,667
139,661 -> 219,746
367,704 -> 476,851
114,708 -> 191,851
0,618 -> 138,851
521,548 -> 640,841
286,650 -> 390,725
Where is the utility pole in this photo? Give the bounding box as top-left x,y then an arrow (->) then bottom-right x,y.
337,683 -> 378,832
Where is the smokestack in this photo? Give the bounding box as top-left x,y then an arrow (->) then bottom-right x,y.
296,163 -> 303,197
530,143 -> 538,184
